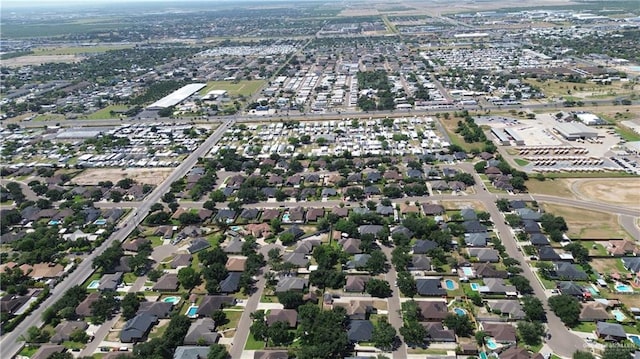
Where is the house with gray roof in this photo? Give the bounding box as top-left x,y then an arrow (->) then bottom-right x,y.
275,277 -> 308,293
223,238 -> 244,254
464,232 -> 489,247
557,281 -> 586,297
219,272 -> 242,293
422,322 -> 455,342
348,320 -> 374,343
50,320 -> 88,344
553,262 -> 588,280
283,252 -> 309,268
596,321 -> 626,341
486,300 -> 525,320
409,255 -> 432,271
137,302 -> 173,318
516,208 -> 542,221
460,208 -> 477,221
479,278 -> 517,295
183,318 -> 220,345
173,346 -> 211,359
358,225 -> 384,237
152,273 -> 179,292
468,248 -> 500,262
463,220 -> 487,233
196,296 -> 235,317
121,313 -> 158,343
31,345 -> 66,359
529,233 -> 549,246
622,257 -> 640,272
416,278 -> 446,296
98,272 -> 123,291
187,238 -> 210,254
345,276 -> 370,292
347,254 -> 371,269
412,239 -> 437,254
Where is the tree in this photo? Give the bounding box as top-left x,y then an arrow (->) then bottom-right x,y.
474,161 -> 487,173
469,292 -> 483,306
548,294 -> 581,326
209,190 -> 226,202
496,198 -> 510,212
268,320 -> 295,346
250,311 -> 268,342
365,250 -> 388,275
443,314 -> 474,337
522,296 -> 546,322
475,330 -> 488,346
517,321 -> 545,346
178,267 -> 201,290
21,326 -> 51,343
345,187 -> 365,201
372,317 -> 397,351
178,212 -> 201,226
602,346 -> 633,359
121,293 -> 141,320
90,292 -> 119,324
276,291 -> 304,309
509,275 -> 533,294
69,328 -> 90,344
366,278 -> 392,298
212,311 -> 227,326
573,351 -> 595,359
208,344 -> 230,359
564,242 -> 589,264
397,271 -> 417,297
400,320 -> 427,348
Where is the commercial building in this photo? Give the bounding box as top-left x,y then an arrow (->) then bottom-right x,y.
146,83 -> 206,110
504,128 -> 525,146
491,128 -> 511,146
554,122 -> 599,140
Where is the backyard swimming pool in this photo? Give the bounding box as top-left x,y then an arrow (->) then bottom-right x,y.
163,296 -> 181,305
629,335 -> 640,346
453,308 -> 467,316
486,337 -> 498,350
186,305 -> 199,318
94,219 -> 107,225
87,280 -> 100,290
282,213 -> 291,222
480,352 -> 488,359
444,279 -> 456,290
461,267 -> 474,277
470,283 -> 480,291
616,283 -> 634,293
612,309 -> 628,322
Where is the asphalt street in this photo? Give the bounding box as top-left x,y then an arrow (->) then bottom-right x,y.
0,120 -> 233,359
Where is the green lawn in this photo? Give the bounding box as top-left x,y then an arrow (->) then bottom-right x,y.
18,345 -> 39,357
63,341 -> 86,350
199,80 -> 265,97
33,113 -> 65,122
123,272 -> 137,284
220,310 -> 242,330
572,322 -> 596,333
86,105 -> 129,120
244,334 -> 265,350
260,295 -> 279,303
147,236 -> 164,247
514,158 -> 530,166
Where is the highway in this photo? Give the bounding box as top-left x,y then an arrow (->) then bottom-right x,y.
0,120 -> 234,359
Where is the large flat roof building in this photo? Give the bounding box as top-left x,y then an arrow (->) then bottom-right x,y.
554,122 -> 598,140
504,128 -> 525,146
491,128 -> 510,146
146,83 -> 206,110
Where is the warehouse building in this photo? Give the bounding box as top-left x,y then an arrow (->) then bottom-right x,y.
491,128 -> 511,145
146,83 -> 206,110
554,122 -> 599,140
504,128 -> 525,146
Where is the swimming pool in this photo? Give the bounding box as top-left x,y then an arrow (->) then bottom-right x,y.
480,352 -> 488,359
629,335 -> 640,346
453,307 -> 467,316
612,309 -> 628,322
616,283 -> 634,293
94,219 -> 107,225
461,267 -> 474,277
470,283 -> 480,291
282,213 -> 291,222
186,305 -> 199,318
587,285 -> 599,295
48,220 -> 60,226
163,296 -> 181,305
444,279 -> 456,290
486,337 -> 498,350
87,280 -> 100,290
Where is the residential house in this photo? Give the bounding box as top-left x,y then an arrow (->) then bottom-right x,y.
516,208 -> 542,221
98,272 -> 123,291
31,345 -> 66,359
183,318 -> 220,345
0,294 -> 29,315
215,209 -> 236,222
120,313 -> 158,343
288,207 -> 305,222
522,220 -> 541,234
423,322 -> 455,342
412,240 -> 437,254
266,309 -> 298,327
347,254 -> 371,270
253,351 -> 289,359
596,321 -> 627,341
464,233 -> 489,247
473,263 -> 508,279
462,220 -> 487,233
187,238 -> 210,254
173,346 -> 211,359
479,278 -> 517,295
580,302 -> 610,322
196,296 -> 235,317
282,225 -> 304,240
261,209 -> 280,222
240,208 -> 260,221
219,272 -> 242,293
63,229 -> 98,242
334,300 -> 373,320
223,238 -> 244,254
246,223 -> 272,238
376,205 -> 394,216
50,320 -> 88,344
340,238 -> 362,254
275,277 -> 308,293
306,208 -> 325,222
137,302 -> 173,319
347,320 -> 374,342
461,208 -> 477,221
410,255 -> 432,271
557,281 -> 587,298
391,225 -> 413,239
468,248 -> 500,263
416,278 -> 446,296
499,347 -> 544,359
294,240 -> 320,255
538,246 -> 561,261
283,252 -> 309,268
76,293 -> 101,317
332,206 -> 349,218
486,300 -> 525,320
416,301 -> 448,321
171,253 -> 193,269
529,233 -> 550,246
153,273 -> 179,292
481,322 -> 517,343
607,240 -> 640,257
422,203 -> 445,216
122,238 -> 150,252
358,225 -> 384,237
225,257 -> 247,272
553,262 -> 588,281
345,276 -> 370,292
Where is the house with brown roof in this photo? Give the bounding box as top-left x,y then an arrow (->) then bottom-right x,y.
416,300 -> 449,321
334,300 -> 373,320
246,223 -> 271,238
20,263 -> 64,280
339,237 -> 362,254
499,347 -> 544,359
306,208 -> 325,222
31,345 -> 66,359
122,238 -> 150,252
480,322 -> 517,343
50,320 -> 88,344
399,204 -> 419,215
266,309 -> 297,327
332,206 -> 349,218
171,253 -> 192,269
422,203 -> 445,215
580,301 -> 611,322
152,273 -> 179,291
253,350 -> 289,359
606,240 -> 640,257
260,209 -> 280,222
344,276 -> 370,292
288,207 -> 305,222
76,292 -> 100,317
225,257 -> 247,272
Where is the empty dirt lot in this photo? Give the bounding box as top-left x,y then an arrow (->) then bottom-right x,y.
573,178 -> 640,205
71,168 -> 174,186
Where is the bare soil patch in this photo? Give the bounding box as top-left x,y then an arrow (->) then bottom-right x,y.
2,54 -> 84,67
542,203 -> 630,240
71,167 -> 174,186
525,178 -> 576,199
574,179 -> 640,206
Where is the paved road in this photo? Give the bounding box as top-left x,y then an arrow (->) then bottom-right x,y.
229,265 -> 269,358
380,244 -> 407,359
461,163 -> 588,357
0,120 -> 234,359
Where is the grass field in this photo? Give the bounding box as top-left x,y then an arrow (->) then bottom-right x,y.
514,158 -> 529,166
244,334 -> 265,350
32,45 -> 134,56
525,178 -> 575,199
524,79 -> 634,99
438,117 -> 485,152
199,80 -> 265,97
33,113 -> 66,122
86,105 -> 129,120
542,203 -> 631,240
